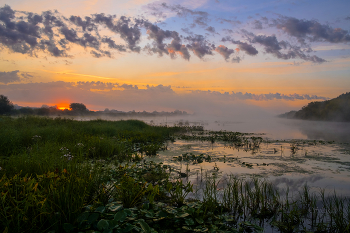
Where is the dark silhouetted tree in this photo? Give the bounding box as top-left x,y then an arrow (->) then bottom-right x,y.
0,95 -> 14,114
69,103 -> 88,112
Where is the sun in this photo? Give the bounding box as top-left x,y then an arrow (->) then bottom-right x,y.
56,103 -> 70,110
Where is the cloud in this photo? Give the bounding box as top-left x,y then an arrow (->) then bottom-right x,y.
272,16 -> 350,44
76,81 -> 116,90
205,26 -> 216,34
241,30 -> 327,63
101,37 -> 126,51
185,35 -> 215,59
145,2 -> 210,27
222,36 -> 258,56
143,22 -> 190,60
215,45 -> 235,61
69,15 -> 96,32
190,90 -> 328,101
93,14 -> 142,52
0,5 -> 144,58
217,18 -> 241,26
0,70 -> 21,84
0,5 -> 346,63
251,20 -> 263,29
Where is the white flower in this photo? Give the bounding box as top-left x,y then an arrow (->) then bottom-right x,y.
62,154 -> 74,160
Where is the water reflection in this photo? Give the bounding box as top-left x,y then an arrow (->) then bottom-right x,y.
154,135 -> 350,195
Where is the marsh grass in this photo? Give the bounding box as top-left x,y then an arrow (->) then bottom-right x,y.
1,116 -> 350,232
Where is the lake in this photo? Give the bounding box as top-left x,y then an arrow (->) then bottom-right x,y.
142,115 -> 350,196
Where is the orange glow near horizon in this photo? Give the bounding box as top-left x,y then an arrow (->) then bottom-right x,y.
56,103 -> 71,110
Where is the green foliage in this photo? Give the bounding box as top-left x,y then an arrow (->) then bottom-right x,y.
0,95 -> 14,115
166,179 -> 193,207
66,201 -> 241,233
0,164 -> 109,232
1,116 -> 350,232
285,92 -> 350,122
0,116 -> 176,159
69,103 -> 88,112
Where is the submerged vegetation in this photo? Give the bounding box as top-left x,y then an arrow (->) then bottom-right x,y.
0,116 -> 350,232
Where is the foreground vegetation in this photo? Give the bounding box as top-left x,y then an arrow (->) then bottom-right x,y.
0,116 -> 350,233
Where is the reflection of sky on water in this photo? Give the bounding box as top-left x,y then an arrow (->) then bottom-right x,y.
139,115 -> 350,142
153,137 -> 350,196
77,114 -> 350,195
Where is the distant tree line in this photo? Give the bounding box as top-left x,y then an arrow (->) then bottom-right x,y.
279,92 -> 350,122
0,95 -> 189,117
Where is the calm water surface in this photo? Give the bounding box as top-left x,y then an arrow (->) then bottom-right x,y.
145,116 -> 350,195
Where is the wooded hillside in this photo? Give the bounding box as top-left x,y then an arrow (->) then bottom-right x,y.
279,92 -> 350,122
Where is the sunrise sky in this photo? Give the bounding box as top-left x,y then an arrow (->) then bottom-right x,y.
0,0 -> 349,116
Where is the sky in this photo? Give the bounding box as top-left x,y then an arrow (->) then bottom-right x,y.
0,0 -> 349,116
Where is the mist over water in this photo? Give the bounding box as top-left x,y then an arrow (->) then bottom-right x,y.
142,114 -> 350,142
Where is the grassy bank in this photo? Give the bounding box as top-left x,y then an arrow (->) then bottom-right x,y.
0,116 -> 349,233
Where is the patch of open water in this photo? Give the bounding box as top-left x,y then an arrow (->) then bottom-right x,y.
147,135 -> 350,196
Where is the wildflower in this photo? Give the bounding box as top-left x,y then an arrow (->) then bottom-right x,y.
76,143 -> 84,147
62,154 -> 74,160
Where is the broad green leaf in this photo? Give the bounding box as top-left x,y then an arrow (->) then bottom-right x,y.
185,218 -> 195,226
153,217 -> 165,222
114,210 -> 127,222
97,219 -> 109,231
77,212 -> 90,223
157,210 -> 167,217
95,206 -> 106,213
182,226 -> 192,230
88,213 -> 100,224
177,212 -> 189,218
108,204 -> 123,212
186,207 -> 195,215
108,219 -> 119,228
122,224 -> 135,232
195,218 -> 204,224
138,219 -> 152,233
145,211 -> 154,218
124,209 -> 132,216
